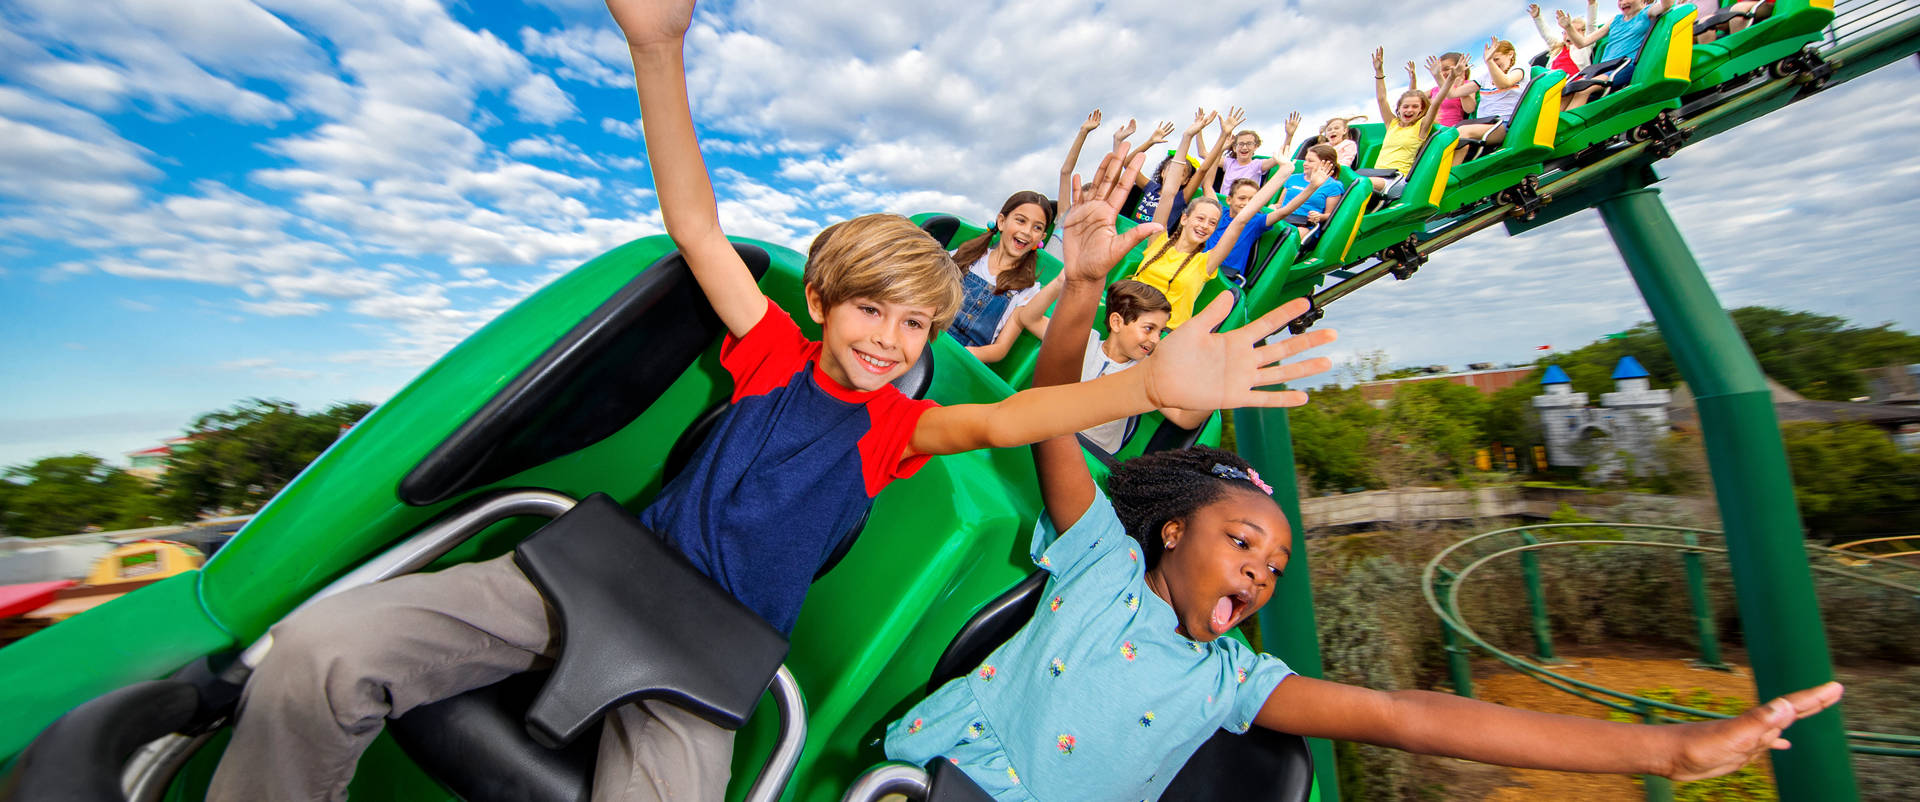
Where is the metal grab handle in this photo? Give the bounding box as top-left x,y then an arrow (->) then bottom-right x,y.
841,762 -> 932,802
744,666 -> 809,802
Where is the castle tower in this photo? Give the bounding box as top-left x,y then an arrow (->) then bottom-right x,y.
1598,356 -> 1671,472
1532,365 -> 1590,467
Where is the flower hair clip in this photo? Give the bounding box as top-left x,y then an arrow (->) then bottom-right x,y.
1210,464 -> 1273,495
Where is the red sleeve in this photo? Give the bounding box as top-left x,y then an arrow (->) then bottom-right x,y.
857,392 -> 940,497
719,297 -> 816,403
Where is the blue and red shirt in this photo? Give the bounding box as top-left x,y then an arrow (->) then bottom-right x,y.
638,298 -> 937,634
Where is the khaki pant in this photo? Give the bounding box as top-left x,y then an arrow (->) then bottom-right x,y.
208,554 -> 733,801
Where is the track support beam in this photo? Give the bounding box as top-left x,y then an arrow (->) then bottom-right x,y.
1595,167 -> 1857,801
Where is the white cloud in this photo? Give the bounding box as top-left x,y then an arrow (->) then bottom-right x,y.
509,74 -> 577,124
521,25 -> 633,89
508,134 -> 602,169
601,116 -> 642,140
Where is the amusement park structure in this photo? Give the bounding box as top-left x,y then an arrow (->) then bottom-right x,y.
2,1 -> 1917,800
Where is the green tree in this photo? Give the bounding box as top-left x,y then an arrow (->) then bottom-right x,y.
1544,308 -> 1920,401
1290,385 -> 1382,492
0,454 -> 167,537
1481,375 -> 1545,457
1780,422 -> 1920,540
1382,381 -> 1487,481
159,399 -> 374,519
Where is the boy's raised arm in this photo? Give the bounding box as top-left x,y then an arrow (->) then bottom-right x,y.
613,0 -> 767,338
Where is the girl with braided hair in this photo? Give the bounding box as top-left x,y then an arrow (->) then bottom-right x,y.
884,134 -> 1845,802
946,190 -> 1060,363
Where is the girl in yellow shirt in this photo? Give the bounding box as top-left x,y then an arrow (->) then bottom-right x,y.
1359,46 -> 1460,195
1131,162 -> 1289,328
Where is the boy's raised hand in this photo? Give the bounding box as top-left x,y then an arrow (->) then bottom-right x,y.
1080,109 -> 1102,134
1062,145 -> 1160,284
607,0 -> 693,49
1665,682 -> 1844,782
1143,297 -> 1336,412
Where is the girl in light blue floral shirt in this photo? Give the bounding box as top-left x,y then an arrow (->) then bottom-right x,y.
885,138 -> 1845,801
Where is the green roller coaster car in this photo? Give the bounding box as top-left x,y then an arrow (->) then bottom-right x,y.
0,227 -> 1225,801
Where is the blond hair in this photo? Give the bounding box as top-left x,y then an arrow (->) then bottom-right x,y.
805,214 -> 964,333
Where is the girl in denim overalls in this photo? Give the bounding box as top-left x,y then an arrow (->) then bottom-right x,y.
946,191 -> 1058,363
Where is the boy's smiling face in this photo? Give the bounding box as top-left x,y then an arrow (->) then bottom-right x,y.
806,286 -> 934,392
1147,488 -> 1290,641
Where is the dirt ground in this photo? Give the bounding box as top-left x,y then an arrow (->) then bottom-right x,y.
1418,645 -> 1768,801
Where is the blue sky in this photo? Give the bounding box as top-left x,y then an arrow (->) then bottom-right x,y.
2,0 -> 1917,469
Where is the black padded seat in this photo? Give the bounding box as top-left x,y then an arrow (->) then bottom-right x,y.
399,245 -> 770,507
389,493 -> 789,802
918,215 -> 963,249
917,572 -> 1314,802
2,680 -> 200,802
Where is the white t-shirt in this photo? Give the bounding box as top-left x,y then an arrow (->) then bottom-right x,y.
1080,330 -> 1138,454
966,254 -> 1043,340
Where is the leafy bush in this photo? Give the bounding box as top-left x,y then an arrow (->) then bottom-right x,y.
1606,686 -> 1773,801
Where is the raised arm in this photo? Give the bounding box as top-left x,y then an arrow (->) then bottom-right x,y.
1126,120 -> 1172,169
1189,107 -> 1243,198
1016,276 -> 1062,337
1418,63 -> 1457,138
1586,0 -> 1600,29
1058,109 -> 1101,220
612,0 -> 766,337
1207,160 -> 1288,261
1258,676 -> 1843,783
1530,4 -> 1564,50
1561,8 -> 1605,48
1645,0 -> 1670,17
1486,39 -> 1522,89
1274,111 -> 1302,162
1028,145 -> 1148,529
1372,48 -> 1395,122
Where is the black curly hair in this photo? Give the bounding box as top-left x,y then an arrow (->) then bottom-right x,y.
1107,446 -> 1272,569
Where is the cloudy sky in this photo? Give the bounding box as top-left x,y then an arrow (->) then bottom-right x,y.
2,0 -> 1917,469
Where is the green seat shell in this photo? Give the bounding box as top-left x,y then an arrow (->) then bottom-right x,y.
1346,124 -> 1463,261
1439,67 -> 1570,214
1550,3 -> 1700,158
1687,0 -> 1834,90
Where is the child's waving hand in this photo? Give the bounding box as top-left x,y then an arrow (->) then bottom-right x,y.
607,0 -> 693,49
1665,682 -> 1844,781
1062,145 -> 1160,283
1144,296 -> 1336,412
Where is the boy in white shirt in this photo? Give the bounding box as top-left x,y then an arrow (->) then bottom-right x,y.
1080,281 -> 1213,454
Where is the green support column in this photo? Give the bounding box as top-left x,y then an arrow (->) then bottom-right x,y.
1595,170 -> 1857,801
1520,533 -> 1557,662
1683,533 -> 1730,670
1235,406 -> 1340,802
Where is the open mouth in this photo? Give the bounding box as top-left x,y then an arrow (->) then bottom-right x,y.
1209,589 -> 1254,634
1008,234 -> 1036,251
853,350 -> 897,375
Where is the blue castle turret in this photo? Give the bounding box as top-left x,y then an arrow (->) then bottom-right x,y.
1534,357 -> 1672,477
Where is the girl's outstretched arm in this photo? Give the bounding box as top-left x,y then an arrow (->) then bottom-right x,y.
1207,157 -> 1287,262
612,0 -> 766,338
1257,675 -> 1844,781
1058,109 -> 1101,220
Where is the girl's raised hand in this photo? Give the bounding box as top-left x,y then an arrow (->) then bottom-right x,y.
1061,145 -> 1160,284
1220,106 -> 1246,137
1081,109 -> 1103,134
1144,297 -> 1337,412
1111,117 -> 1138,148
1371,46 -> 1385,73
1528,2 -> 1542,17
1185,108 -> 1211,136
607,0 -> 694,48
1556,8 -> 1573,27
1284,111 -> 1301,138
1405,60 -> 1418,84
1665,683 -> 1844,782
1146,121 -> 1175,149
1424,54 -> 1444,79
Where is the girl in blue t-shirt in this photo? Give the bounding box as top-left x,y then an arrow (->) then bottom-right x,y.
884,142 -> 1845,800
1560,0 -> 1672,109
